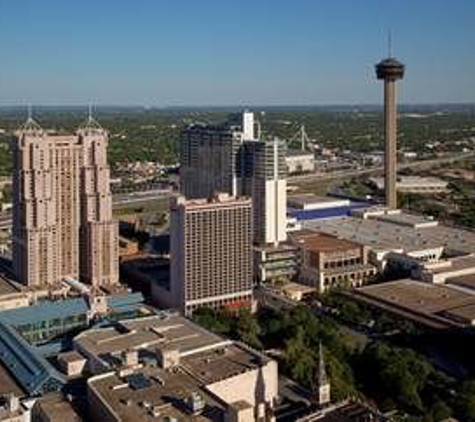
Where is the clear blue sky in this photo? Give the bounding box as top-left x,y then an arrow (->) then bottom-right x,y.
0,0 -> 474,106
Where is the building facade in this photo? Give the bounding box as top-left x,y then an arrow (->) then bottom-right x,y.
242,139 -> 287,246
12,117 -> 118,287
180,112 -> 287,247
291,232 -> 376,293
285,149 -> 315,174
82,314 -> 278,422
169,194 -> 253,315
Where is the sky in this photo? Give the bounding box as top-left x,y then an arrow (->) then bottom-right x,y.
0,0 -> 474,106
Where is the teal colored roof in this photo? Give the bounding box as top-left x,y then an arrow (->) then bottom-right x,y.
0,321 -> 64,395
107,292 -> 144,311
0,292 -> 145,396
0,298 -> 88,327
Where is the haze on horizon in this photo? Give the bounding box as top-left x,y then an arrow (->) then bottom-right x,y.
0,0 -> 474,107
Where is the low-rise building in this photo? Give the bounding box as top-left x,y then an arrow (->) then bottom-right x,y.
253,243 -> 299,284
288,195 -> 350,212
304,211 -> 475,272
291,232 -> 376,293
79,314 -> 278,422
285,149 -> 315,174
31,393 -> 82,422
369,176 -> 449,194
352,278 -> 475,329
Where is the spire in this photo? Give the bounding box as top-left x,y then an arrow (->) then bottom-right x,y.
318,343 -> 328,386
78,103 -> 103,133
18,104 -> 44,135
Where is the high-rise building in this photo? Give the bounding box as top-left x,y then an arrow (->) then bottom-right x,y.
180,111 -> 287,246
169,194 -> 253,315
12,115 -> 118,287
180,116 -> 248,199
375,55 -> 405,209
242,138 -> 287,246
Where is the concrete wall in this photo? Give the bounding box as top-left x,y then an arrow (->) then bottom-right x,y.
206,359 -> 278,411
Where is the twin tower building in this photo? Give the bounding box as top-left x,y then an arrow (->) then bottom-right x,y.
12,115 -> 118,288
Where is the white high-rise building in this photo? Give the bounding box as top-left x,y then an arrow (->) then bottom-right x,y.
242,138 -> 287,246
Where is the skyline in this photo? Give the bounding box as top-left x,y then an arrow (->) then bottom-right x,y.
0,0 -> 474,106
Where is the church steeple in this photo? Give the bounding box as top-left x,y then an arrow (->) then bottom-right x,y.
314,343 -> 331,407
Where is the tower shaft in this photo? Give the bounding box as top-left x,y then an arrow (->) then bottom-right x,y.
384,79 -> 398,209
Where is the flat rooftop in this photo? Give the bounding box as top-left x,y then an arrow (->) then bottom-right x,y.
292,232 -> 362,253
286,149 -> 314,157
89,365 -> 225,421
431,254 -> 475,274
369,212 -> 438,228
447,274 -> 475,291
354,279 -> 475,328
0,362 -> 24,397
288,195 -> 348,205
86,315 -> 274,422
33,393 -> 81,422
172,193 -> 251,210
304,215 -> 475,255
74,314 -> 229,367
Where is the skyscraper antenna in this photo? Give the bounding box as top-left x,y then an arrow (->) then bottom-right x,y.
388,29 -> 393,57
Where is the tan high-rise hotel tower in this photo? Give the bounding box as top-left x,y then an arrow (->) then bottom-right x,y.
376,55 -> 405,209
12,114 -> 118,287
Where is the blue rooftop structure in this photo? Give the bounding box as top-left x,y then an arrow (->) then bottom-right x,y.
0,321 -> 64,395
107,292 -> 145,312
0,291 -> 146,397
0,297 -> 89,327
288,202 -> 369,221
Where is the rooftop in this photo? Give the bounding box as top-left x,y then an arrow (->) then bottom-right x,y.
369,212 -> 439,229
291,232 -> 362,253
172,193 -> 251,210
0,362 -> 23,397
88,365 -> 225,421
303,215 -> 475,255
33,392 -> 82,422
288,195 -> 348,206
447,274 -> 475,291
74,313 -> 230,369
430,254 -> 475,275
85,314 -> 275,422
286,149 -> 314,158
354,279 -> 475,328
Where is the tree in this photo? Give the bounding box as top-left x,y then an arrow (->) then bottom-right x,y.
193,307 -> 233,335
235,309 -> 263,350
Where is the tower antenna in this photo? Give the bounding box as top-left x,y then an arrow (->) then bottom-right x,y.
88,103 -> 93,121
388,29 -> 392,57
27,104 -> 32,121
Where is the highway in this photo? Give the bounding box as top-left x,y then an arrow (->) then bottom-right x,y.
0,152 -> 472,230
0,189 -> 174,230
288,151 -> 475,184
